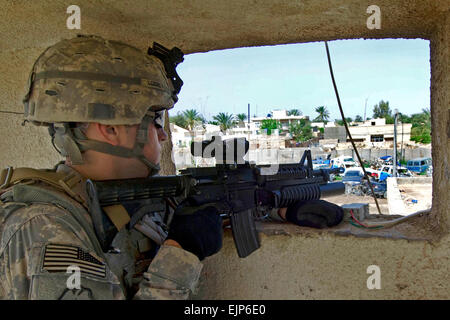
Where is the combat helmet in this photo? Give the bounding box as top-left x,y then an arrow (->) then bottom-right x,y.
23,35 -> 184,175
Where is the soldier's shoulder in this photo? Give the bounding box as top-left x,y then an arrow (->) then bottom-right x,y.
0,170 -> 94,248
0,202 -> 73,252
0,202 -> 123,300
2,200 -> 70,226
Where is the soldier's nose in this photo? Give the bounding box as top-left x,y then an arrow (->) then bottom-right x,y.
158,128 -> 168,142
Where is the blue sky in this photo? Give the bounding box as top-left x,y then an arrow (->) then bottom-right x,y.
174,39 -> 430,122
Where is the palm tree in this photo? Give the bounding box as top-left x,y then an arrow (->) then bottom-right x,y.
236,113 -> 247,122
182,109 -> 202,130
236,113 -> 247,127
213,112 -> 236,133
169,111 -> 188,129
287,109 -> 302,116
314,106 -> 330,123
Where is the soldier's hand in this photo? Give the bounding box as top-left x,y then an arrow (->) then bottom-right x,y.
284,200 -> 344,229
167,205 -> 223,261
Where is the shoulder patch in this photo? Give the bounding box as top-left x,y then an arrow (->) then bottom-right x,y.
42,244 -> 106,278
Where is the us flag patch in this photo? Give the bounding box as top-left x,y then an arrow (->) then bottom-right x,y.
42,244 -> 106,278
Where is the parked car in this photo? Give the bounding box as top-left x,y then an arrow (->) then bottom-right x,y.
364,167 -> 379,179
366,181 -> 388,199
406,157 -> 432,174
378,165 -> 413,182
331,156 -> 357,169
342,168 -> 364,184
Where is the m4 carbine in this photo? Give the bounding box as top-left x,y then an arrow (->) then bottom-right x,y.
86,137 -> 344,258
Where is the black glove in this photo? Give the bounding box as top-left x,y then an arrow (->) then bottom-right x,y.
285,200 -> 343,229
167,205 -> 223,261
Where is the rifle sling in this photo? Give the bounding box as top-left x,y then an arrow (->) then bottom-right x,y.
102,204 -> 131,231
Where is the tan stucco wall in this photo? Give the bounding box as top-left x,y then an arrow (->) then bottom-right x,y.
430,11 -> 450,236
195,230 -> 450,299
0,0 -> 448,299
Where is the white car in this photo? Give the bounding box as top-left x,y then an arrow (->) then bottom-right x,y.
378,165 -> 413,181
332,156 -> 357,169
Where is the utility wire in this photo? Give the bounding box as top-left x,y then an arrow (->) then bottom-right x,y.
324,41 -> 383,215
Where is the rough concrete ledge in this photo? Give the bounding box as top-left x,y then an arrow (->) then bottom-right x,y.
397,177 -> 432,184
194,228 -> 450,300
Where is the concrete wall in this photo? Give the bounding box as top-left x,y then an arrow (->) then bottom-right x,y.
0,0 -> 448,299
194,229 -> 450,299
331,147 -> 432,162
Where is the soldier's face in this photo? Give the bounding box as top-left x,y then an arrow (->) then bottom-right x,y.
76,120 -> 168,179
123,121 -> 168,168
141,122 -> 168,166
114,121 -> 168,177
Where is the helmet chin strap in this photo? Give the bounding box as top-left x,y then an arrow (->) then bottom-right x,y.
132,111 -> 161,177
51,113 -> 161,177
137,156 -> 161,177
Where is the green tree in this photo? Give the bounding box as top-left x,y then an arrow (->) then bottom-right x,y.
411,126 -> 431,144
260,119 -> 281,135
335,117 -> 353,126
182,109 -> 203,130
236,113 -> 247,127
213,112 -> 236,133
372,100 -> 392,118
410,108 -> 431,144
289,119 -> 313,142
355,115 -> 363,122
398,112 -> 411,123
169,111 -> 188,129
287,109 -> 302,116
313,106 -> 330,123
421,107 -> 430,118
236,113 -> 247,122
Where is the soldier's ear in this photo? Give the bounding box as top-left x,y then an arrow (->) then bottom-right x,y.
92,123 -> 121,145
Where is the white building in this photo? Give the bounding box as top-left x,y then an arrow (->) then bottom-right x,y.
349,118 -> 412,145
251,109 -> 308,133
324,118 -> 412,146
170,123 -> 192,148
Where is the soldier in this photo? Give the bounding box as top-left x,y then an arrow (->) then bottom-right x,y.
0,35 -> 223,299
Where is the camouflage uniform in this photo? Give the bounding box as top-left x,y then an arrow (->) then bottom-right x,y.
0,164 -> 203,300
0,35 -> 200,299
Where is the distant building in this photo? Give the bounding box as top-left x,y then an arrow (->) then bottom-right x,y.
170,123 -> 192,148
251,109 -> 308,134
323,118 -> 412,145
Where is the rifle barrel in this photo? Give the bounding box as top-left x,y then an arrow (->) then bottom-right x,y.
320,182 -> 345,197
